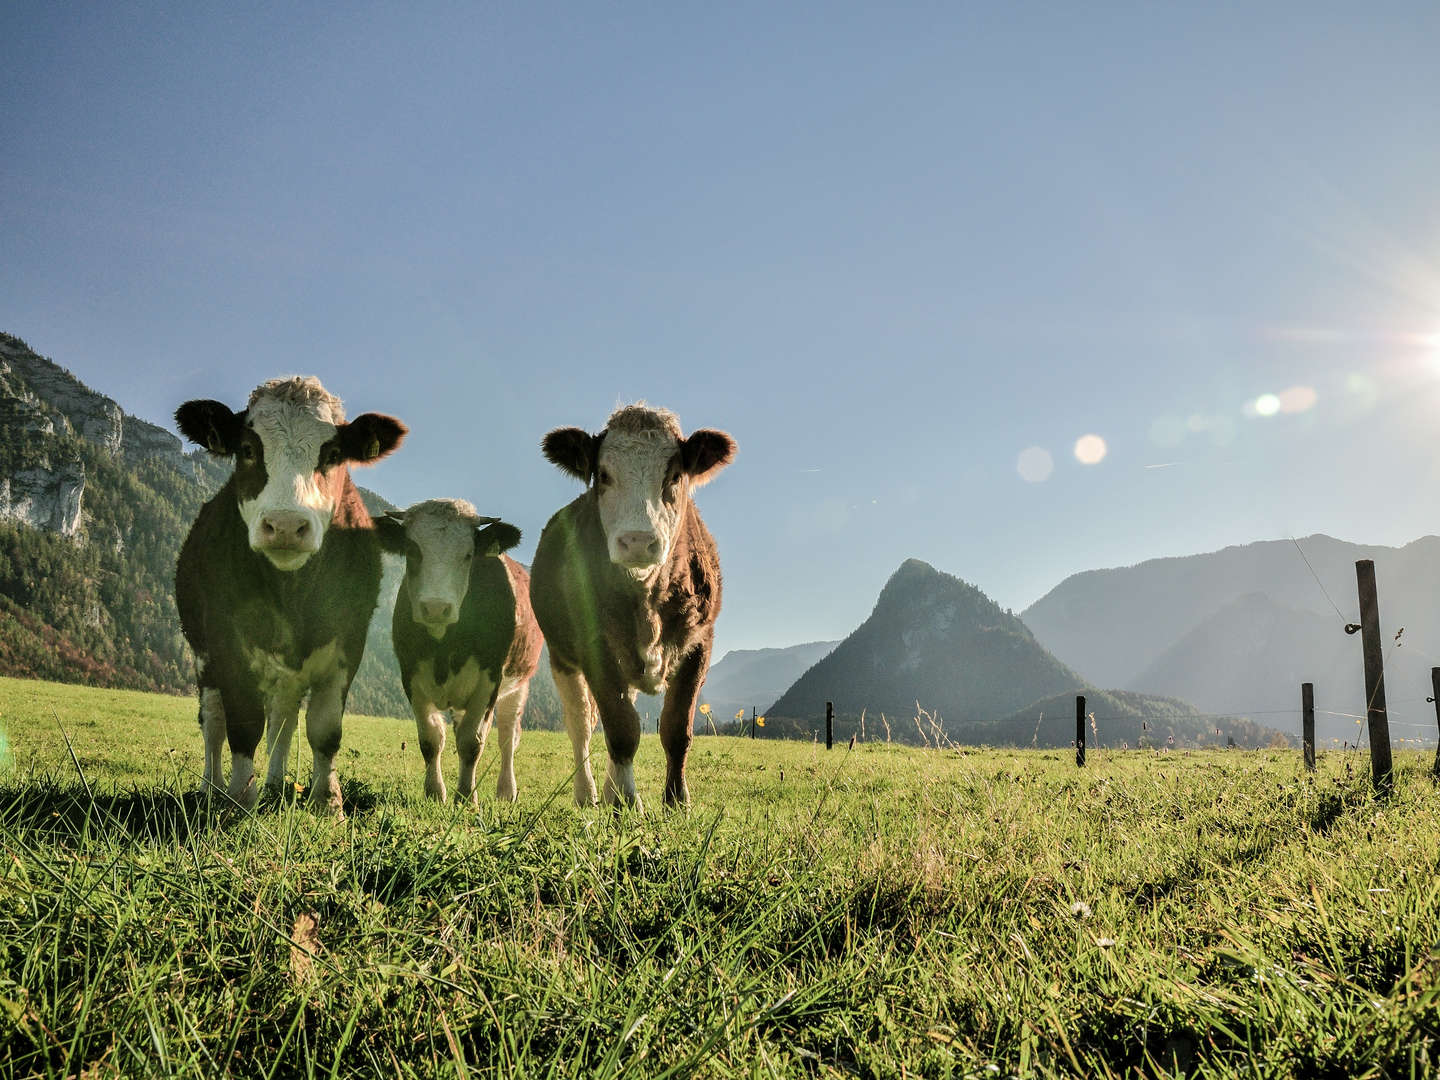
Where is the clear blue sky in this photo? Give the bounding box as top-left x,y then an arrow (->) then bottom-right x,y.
5,3 -> 1439,656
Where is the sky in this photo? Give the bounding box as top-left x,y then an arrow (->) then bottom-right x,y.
4,3 -> 1440,658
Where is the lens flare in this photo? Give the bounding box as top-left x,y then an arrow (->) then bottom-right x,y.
1016,446 -> 1053,483
1278,385 -> 1318,414
1073,434 -> 1107,465
1149,415 -> 1186,447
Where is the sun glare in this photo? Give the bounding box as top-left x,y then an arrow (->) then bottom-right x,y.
1253,393 -> 1281,417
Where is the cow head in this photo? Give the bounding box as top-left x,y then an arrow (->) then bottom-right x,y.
376,499 -> 522,638
542,404 -> 735,576
176,376 -> 406,571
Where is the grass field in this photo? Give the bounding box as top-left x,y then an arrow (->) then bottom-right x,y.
1,674 -> 1438,1078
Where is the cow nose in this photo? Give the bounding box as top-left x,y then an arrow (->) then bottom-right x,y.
260,512 -> 311,549
419,599 -> 454,625
615,531 -> 661,565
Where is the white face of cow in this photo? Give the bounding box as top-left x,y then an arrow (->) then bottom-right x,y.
237,395 -> 342,570
376,501 -> 522,639
174,376 -> 407,573
596,429 -> 687,574
541,405 -> 736,578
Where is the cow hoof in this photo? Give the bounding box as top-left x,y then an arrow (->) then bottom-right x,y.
309,781 -> 344,817
573,777 -> 598,807
496,779 -> 518,803
424,782 -> 448,803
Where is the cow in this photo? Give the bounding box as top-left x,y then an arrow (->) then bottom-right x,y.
174,376 -> 406,815
529,403 -> 736,810
374,499 -> 542,805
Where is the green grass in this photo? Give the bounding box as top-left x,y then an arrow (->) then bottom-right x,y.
1,674 -> 1438,1078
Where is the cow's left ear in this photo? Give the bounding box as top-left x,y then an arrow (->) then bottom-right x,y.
175,400 -> 244,456
681,429 -> 736,487
339,413 -> 408,464
475,521 -> 522,557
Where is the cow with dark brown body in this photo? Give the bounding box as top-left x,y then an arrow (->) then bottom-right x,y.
375,499 -> 543,805
529,404 -> 736,809
174,376 -> 406,814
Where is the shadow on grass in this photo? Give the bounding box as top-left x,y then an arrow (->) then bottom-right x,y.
0,775 -> 389,846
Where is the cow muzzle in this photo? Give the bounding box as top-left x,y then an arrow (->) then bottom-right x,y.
415,598 -> 457,637
612,530 -> 663,571
255,510 -> 322,569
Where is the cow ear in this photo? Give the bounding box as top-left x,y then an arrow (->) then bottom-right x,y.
542,427 -> 601,484
373,512 -> 407,555
175,400 -> 243,456
475,521 -> 522,557
682,429 -> 736,487
339,413 -> 408,464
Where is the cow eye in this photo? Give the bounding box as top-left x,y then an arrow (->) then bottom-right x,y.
239,443 -> 257,465
322,446 -> 343,469
598,468 -> 613,488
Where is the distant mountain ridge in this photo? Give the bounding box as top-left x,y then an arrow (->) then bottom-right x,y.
1023,535 -> 1440,744
764,558 -> 1276,747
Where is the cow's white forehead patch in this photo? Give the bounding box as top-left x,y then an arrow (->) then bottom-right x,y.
599,430 -> 679,476
246,398 -> 337,461
407,506 -> 475,561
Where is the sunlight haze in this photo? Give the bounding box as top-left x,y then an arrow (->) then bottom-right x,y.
5,2 -> 1439,656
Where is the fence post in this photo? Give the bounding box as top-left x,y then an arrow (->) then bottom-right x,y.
1302,682 -> 1315,772
826,701 -> 833,750
1076,694 -> 1086,767
750,707 -> 756,740
1355,560 -> 1394,795
1431,669 -> 1440,778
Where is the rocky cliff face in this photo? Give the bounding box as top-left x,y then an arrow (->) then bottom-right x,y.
0,333 -> 201,537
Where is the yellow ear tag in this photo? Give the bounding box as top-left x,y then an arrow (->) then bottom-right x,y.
366,436 -> 380,459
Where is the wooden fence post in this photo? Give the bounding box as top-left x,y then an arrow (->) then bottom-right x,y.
1431,669 -> 1440,778
1076,694 -> 1086,767
826,702 -> 833,750
750,707 -> 756,740
1355,560 -> 1394,795
1302,682 -> 1315,772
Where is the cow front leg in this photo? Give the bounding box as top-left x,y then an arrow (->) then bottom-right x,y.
412,698 -> 448,803
493,679 -> 527,803
593,677 -> 644,813
455,674 -> 498,808
553,662 -> 598,806
222,686 -> 265,812
199,685 -> 227,795
305,676 -> 347,815
659,644 -> 708,808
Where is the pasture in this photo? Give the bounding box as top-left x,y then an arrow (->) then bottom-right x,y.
1,675 -> 1438,1078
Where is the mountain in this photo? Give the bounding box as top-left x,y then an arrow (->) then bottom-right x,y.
0,331 -> 570,727
697,641 -> 839,722
766,559 -> 1085,739
1023,536 -> 1440,744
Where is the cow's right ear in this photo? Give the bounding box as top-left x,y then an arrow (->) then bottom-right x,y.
175,400 -> 244,456
374,512 -> 408,555
542,427 -> 602,484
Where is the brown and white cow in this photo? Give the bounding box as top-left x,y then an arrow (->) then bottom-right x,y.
375,499 -> 543,805
174,376 -> 406,814
529,404 -> 735,809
